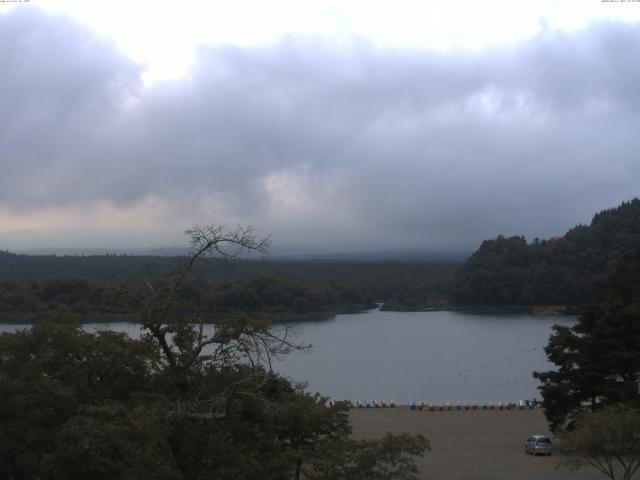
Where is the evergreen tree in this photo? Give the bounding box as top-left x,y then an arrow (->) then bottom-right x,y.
534,249 -> 640,431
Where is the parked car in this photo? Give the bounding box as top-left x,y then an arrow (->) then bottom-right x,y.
525,435 -> 552,456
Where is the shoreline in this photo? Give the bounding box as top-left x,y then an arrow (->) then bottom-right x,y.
379,304 -> 582,316
0,304 -> 579,325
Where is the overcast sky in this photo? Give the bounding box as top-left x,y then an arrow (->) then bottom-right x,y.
1,1 -> 640,252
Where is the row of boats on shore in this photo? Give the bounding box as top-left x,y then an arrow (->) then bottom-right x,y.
327,399 -> 540,410
408,400 -> 539,411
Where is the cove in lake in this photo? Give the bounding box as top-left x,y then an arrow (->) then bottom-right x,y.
0,309 -> 574,405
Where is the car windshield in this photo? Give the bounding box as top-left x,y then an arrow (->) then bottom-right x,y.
536,438 -> 551,445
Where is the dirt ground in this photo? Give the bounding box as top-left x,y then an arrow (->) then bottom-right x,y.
349,407 -> 605,480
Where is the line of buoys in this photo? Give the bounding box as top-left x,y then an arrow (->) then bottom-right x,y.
456,347 -> 542,376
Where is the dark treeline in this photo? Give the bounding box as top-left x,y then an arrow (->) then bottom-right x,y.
0,252 -> 457,322
453,199 -> 640,308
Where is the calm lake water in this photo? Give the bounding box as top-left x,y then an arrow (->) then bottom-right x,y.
0,309 -> 574,405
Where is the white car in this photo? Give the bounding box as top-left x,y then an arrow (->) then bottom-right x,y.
525,435 -> 552,456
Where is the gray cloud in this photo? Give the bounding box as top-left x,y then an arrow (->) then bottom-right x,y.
1,8 -> 640,250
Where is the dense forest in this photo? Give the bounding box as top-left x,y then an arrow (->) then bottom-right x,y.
453,199 -> 640,308
0,251 -> 457,323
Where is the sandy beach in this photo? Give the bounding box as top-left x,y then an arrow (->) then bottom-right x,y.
349,407 -> 604,480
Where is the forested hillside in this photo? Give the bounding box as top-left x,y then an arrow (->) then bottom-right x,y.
453,199 -> 640,307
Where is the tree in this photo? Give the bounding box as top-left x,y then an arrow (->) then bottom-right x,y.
561,406 -> 640,480
534,249 -> 640,431
120,225 -> 273,380
0,224 -> 429,480
0,321 -> 160,479
534,302 -> 640,431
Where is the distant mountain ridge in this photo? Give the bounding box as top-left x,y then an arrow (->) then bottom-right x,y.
452,198 -> 640,307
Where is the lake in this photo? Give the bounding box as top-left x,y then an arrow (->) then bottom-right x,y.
0,309 -> 574,405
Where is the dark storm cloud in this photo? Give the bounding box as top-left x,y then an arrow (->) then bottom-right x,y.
1,7 -> 640,249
